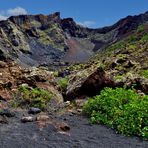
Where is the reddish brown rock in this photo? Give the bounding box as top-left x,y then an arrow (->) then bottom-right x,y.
0,61 -> 63,103
66,67 -> 115,100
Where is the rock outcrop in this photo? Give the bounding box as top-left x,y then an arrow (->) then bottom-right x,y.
66,67 -> 115,100
0,61 -> 63,104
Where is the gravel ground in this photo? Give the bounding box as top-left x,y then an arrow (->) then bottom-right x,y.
0,112 -> 148,148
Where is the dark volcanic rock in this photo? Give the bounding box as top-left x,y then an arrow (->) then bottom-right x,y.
81,68 -> 115,96
28,107 -> 41,115
0,116 -> 8,124
0,109 -> 15,117
61,18 -> 88,38
0,49 -> 6,61
66,67 -> 115,100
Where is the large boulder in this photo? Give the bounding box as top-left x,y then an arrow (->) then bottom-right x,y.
66,67 -> 115,100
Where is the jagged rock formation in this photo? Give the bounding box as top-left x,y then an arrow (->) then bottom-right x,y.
0,11 -> 148,67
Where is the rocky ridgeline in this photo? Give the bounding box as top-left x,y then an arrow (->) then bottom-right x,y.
0,11 -> 148,67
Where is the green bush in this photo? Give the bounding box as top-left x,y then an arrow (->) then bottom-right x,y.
140,70 -> 148,79
141,34 -> 148,42
128,35 -> 137,43
58,78 -> 68,91
137,25 -> 144,33
108,41 -> 125,52
12,86 -> 52,110
83,87 -> 148,139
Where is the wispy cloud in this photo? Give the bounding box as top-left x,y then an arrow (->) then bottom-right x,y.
0,15 -> 8,21
0,7 -> 28,21
77,21 -> 96,28
7,7 -> 27,16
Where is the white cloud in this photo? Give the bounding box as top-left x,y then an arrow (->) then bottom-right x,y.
77,21 -> 96,27
0,15 -> 8,21
0,7 -> 28,21
7,7 -> 27,16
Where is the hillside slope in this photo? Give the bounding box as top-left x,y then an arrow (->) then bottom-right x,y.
64,23 -> 148,99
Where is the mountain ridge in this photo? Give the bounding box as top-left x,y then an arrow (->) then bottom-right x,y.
0,11 -> 148,67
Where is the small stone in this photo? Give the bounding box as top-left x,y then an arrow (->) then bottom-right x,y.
0,61 -> 7,68
36,115 -> 49,121
65,101 -> 70,106
0,109 -> 15,117
77,109 -> 82,113
12,38 -> 19,46
58,123 -> 70,132
21,83 -> 29,87
28,107 -> 41,115
0,116 -> 8,124
21,116 -> 34,123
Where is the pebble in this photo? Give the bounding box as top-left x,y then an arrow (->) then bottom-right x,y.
36,115 -> 49,121
0,116 -> 8,124
0,109 -> 15,117
21,116 -> 34,123
77,109 -> 82,113
28,107 -> 41,114
58,122 -> 70,132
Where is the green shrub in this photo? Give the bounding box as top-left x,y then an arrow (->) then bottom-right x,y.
114,75 -> 125,81
83,87 -> 148,139
128,35 -> 137,43
58,78 -> 68,91
140,70 -> 148,78
128,44 -> 136,50
53,71 -> 59,77
137,25 -> 144,33
141,34 -> 148,42
12,86 -> 52,110
108,41 -> 125,52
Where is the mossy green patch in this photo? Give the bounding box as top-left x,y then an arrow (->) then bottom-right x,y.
12,86 -> 52,110
37,24 -> 65,50
58,78 -> 69,92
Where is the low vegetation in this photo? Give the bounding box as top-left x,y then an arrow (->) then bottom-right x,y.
83,87 -> 148,139
58,78 -> 69,92
140,70 -> 148,79
12,86 -> 52,110
137,24 -> 145,33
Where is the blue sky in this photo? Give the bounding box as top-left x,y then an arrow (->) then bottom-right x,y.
0,0 -> 148,28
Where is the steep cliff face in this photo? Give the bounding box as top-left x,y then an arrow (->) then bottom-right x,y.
0,12 -> 66,67
0,11 -> 148,67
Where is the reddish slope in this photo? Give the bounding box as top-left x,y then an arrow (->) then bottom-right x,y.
64,38 -> 92,63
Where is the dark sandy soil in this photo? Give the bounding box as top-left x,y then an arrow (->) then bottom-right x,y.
0,111 -> 148,148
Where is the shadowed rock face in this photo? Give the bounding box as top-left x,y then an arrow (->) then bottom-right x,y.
0,11 -> 148,67
66,67 -> 115,100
